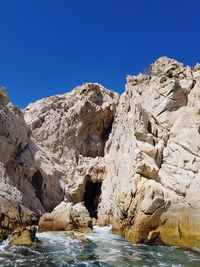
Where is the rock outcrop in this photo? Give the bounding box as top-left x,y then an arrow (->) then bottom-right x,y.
98,57 -> 200,248
10,226 -> 38,246
0,88 -> 40,231
1,58 -> 200,248
0,84 -> 118,234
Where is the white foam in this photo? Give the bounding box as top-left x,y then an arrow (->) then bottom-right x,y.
0,239 -> 9,252
0,227 -> 198,266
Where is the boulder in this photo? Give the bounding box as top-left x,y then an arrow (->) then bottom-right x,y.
38,202 -> 92,232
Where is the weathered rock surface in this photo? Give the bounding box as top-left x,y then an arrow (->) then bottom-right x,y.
38,201 -> 92,232
10,226 -> 38,246
64,231 -> 92,243
1,58 -> 200,248
0,88 -> 41,231
24,83 -> 118,210
98,57 -> 200,248
0,84 -> 118,232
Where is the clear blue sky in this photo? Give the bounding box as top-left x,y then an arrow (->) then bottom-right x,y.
0,0 -> 199,108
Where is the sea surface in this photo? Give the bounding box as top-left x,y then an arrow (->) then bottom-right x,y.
0,226 -> 200,267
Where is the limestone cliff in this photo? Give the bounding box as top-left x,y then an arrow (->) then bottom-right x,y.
0,88 -> 40,231
98,57 -> 200,248
0,84 -> 118,232
1,58 -> 200,248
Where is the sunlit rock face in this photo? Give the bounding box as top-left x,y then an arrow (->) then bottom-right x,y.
1,58 -> 200,248
0,88 -> 41,231
24,83 -> 118,210
98,57 -> 200,248
0,83 -> 118,232
38,201 -> 93,232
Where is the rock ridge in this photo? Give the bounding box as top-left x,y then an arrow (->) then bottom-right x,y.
98,57 -> 200,247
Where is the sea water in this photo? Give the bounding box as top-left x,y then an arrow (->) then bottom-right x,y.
0,226 -> 200,266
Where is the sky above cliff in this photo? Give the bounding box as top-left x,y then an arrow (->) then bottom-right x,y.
0,0 -> 199,108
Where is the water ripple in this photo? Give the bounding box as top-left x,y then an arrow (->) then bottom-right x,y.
0,226 -> 199,266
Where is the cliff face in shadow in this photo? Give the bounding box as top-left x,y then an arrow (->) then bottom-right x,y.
1,58 -> 200,248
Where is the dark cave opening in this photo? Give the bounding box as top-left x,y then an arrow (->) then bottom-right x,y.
31,170 -> 44,205
103,117 -> 114,142
83,181 -> 102,219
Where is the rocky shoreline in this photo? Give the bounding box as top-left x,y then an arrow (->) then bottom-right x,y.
1,57 -> 200,248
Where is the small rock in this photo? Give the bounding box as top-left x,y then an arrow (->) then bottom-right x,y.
64,231 -> 91,243
10,226 -> 39,246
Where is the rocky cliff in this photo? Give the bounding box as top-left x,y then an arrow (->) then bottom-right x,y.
0,83 -> 118,232
99,57 -> 200,248
0,88 -> 39,231
1,58 -> 200,248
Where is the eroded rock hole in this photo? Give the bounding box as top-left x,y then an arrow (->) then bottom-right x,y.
31,170 -> 44,205
147,121 -> 152,134
83,181 -> 102,219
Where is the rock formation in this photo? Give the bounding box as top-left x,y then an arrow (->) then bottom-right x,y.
0,84 -> 118,233
10,226 -> 38,246
0,88 -> 40,232
98,57 -> 200,248
38,202 -> 92,232
1,58 -> 200,248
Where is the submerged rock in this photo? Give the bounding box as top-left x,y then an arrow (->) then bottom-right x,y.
64,231 -> 91,243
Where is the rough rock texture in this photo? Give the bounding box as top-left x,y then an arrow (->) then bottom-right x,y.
64,231 -> 92,243
10,226 -> 38,246
98,57 -> 200,248
1,58 -> 200,248
24,83 -> 118,207
38,201 -> 92,232
0,84 -> 118,233
0,89 -> 41,231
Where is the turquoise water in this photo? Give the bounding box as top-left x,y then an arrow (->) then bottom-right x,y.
0,226 -> 200,266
